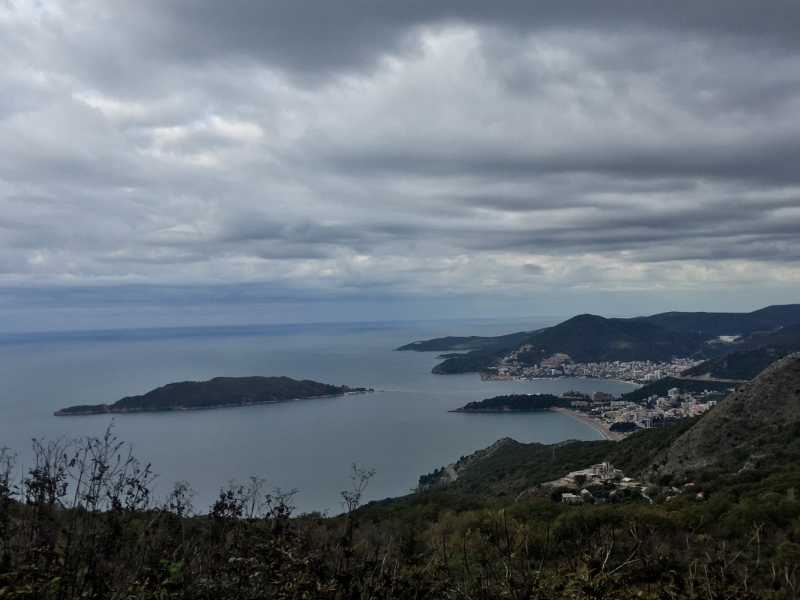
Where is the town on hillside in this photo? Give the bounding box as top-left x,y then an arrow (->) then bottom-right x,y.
482,346 -> 700,383
562,385 -> 727,432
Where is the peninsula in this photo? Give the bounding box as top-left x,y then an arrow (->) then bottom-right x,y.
451,393 -> 569,412
451,393 -> 621,440
54,376 -> 371,415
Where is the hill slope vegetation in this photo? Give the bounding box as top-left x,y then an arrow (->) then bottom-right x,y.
635,303 -> 800,334
663,352 -> 800,472
395,330 -> 541,354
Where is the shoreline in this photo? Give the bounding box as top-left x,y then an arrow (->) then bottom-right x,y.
550,407 -> 622,442
480,374 -> 641,387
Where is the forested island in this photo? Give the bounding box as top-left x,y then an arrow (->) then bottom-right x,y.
451,393 -> 570,412
54,376 -> 371,415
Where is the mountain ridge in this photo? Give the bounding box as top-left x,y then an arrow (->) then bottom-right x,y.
634,303 -> 800,335
432,313 -> 715,374
421,304 -> 800,375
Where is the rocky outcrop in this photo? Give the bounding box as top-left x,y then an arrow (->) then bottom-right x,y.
664,352 -> 800,471
448,437 -> 519,480
414,437 -> 520,491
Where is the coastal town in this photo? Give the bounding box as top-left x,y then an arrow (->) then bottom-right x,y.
557,386 -> 726,437
480,347 -> 701,384
476,348 -> 733,435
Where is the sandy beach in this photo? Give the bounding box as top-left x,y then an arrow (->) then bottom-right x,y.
551,407 -> 622,441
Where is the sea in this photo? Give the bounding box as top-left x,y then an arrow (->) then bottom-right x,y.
0,318 -> 639,515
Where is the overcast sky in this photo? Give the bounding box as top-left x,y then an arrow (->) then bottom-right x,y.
1,0 -> 800,331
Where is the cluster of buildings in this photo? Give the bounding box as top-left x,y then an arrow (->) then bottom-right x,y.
557,462 -> 708,505
558,462 -> 630,504
483,351 -> 700,384
564,386 -> 725,430
482,350 -> 730,431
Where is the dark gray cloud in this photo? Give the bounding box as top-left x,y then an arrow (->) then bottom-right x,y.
522,264 -> 544,276
1,0 -> 800,326
144,1 -> 800,75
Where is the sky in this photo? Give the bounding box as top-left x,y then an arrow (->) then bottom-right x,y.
2,0 -> 800,331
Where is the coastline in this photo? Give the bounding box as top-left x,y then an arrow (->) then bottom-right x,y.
550,407 -> 622,442
480,374 -> 641,387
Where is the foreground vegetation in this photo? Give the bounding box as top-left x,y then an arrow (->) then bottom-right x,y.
3,420 -> 800,599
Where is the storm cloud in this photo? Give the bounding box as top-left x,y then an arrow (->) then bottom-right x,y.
1,0 -> 799,328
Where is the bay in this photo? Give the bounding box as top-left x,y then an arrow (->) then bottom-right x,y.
0,319 -> 638,514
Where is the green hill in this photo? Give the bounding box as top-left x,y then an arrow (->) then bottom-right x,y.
431,351 -> 502,374
521,314 -> 712,363
517,314 -> 660,363
682,322 -> 800,380
406,304 -> 800,376
738,320 -> 800,348
412,420 -> 699,499
433,314 -> 714,374
662,352 -> 800,472
395,330 -> 542,354
635,303 -> 800,334
681,342 -> 800,381
55,376 -> 367,415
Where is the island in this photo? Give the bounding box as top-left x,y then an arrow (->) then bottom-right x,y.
54,376 -> 372,415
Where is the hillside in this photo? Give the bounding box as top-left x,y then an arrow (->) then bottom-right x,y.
737,320 -> 800,349
431,351 -> 501,374
635,303 -> 800,335
683,322 -> 800,380
433,313 -> 714,374
395,330 -> 541,354
682,341 -> 800,381
402,304 -> 800,376
412,419 -> 698,499
55,376 -> 368,415
518,315 -> 660,363
662,352 -> 800,472
619,376 -> 736,403
419,352 -> 800,498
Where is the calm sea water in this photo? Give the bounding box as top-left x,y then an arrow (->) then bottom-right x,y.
0,319 -> 638,514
